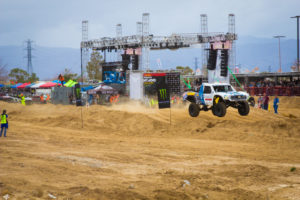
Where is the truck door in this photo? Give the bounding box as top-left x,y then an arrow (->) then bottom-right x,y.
203,86 -> 213,105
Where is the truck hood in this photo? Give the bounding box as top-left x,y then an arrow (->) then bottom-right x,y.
219,91 -> 249,98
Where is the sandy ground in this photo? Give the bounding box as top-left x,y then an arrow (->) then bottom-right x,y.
0,97 -> 300,200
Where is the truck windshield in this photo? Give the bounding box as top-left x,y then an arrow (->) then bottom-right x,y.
213,85 -> 234,93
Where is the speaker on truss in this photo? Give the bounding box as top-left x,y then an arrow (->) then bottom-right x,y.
122,54 -> 131,71
220,49 -> 229,77
207,49 -> 217,70
131,55 -> 139,70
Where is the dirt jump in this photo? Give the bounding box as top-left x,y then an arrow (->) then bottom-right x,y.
0,97 -> 300,199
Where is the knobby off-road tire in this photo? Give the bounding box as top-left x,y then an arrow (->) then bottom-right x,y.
189,103 -> 200,117
248,97 -> 255,107
212,102 -> 226,117
238,101 -> 250,116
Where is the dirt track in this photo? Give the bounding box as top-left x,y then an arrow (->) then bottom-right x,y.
1,97 -> 300,200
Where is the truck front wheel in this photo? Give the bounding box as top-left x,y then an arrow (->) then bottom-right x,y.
212,102 -> 226,117
238,101 -> 250,116
189,103 -> 200,117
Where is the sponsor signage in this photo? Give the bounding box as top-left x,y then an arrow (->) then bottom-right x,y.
125,48 -> 142,55
156,76 -> 170,109
212,41 -> 232,50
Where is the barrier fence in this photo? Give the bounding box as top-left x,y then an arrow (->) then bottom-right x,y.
244,86 -> 300,96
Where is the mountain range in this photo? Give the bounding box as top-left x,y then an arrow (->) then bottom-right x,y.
0,36 -> 298,80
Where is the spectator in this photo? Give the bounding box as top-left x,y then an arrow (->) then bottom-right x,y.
273,95 -> 279,114
0,110 -> 8,137
257,96 -> 263,108
262,93 -> 269,110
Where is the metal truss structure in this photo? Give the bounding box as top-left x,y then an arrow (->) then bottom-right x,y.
201,14 -> 208,75
116,24 -> 122,61
80,13 -> 237,73
81,20 -> 89,72
81,32 -> 237,51
228,14 -> 236,72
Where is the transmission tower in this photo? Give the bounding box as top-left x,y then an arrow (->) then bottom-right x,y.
142,13 -> 150,71
228,14 -> 236,72
200,14 -> 208,76
25,39 -> 33,75
82,20 -> 89,74
116,24 -> 122,61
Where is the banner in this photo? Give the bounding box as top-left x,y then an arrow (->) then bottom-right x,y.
74,83 -> 82,106
156,76 -> 170,109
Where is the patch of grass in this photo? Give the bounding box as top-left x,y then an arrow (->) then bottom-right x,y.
290,167 -> 296,172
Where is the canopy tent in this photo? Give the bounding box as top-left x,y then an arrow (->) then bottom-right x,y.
69,81 -> 77,87
39,82 -> 61,88
64,80 -> 77,87
81,85 -> 94,92
0,84 -> 4,88
30,82 -> 47,88
17,83 -> 31,89
87,84 -> 118,95
25,83 -> 36,88
11,83 -> 23,88
53,80 -> 65,85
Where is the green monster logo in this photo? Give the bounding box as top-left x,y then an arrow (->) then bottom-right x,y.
159,89 -> 167,99
76,88 -> 81,98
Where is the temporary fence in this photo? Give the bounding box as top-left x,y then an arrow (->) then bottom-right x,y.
244,86 -> 300,96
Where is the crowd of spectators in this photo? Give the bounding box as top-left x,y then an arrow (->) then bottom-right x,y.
246,79 -> 300,88
244,79 -> 300,96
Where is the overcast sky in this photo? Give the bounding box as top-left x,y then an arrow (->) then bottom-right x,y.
0,0 -> 299,48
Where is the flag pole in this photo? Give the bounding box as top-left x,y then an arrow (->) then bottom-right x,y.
80,47 -> 84,128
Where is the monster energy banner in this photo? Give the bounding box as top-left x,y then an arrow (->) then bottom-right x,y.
156,76 -> 170,109
74,83 -> 82,106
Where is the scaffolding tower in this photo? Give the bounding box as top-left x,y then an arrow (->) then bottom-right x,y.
228,14 -> 236,72
136,22 -> 143,69
82,20 -> 89,73
116,24 -> 122,61
200,14 -> 208,76
142,13 -> 150,71
136,22 -> 142,36
25,39 -> 33,75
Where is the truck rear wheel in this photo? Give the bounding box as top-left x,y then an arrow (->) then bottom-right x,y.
189,103 -> 200,117
212,102 -> 226,117
238,101 -> 250,116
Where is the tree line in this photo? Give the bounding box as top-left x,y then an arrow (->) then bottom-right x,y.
0,51 -> 195,84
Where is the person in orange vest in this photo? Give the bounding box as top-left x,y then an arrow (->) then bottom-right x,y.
58,74 -> 65,87
40,94 -> 45,104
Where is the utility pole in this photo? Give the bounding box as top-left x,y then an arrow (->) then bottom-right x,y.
273,35 -> 285,73
291,16 -> 300,72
